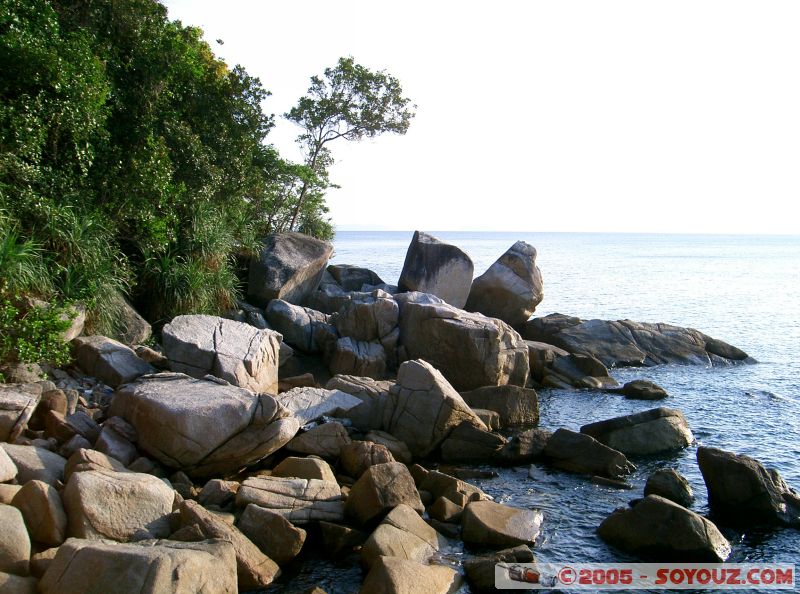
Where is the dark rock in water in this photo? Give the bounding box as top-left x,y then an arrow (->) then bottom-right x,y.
615,379 -> 669,400
462,500 -> 543,547
248,232 -> 333,307
319,521 -> 368,558
440,422 -> 507,464
417,470 -> 487,507
521,313 -> 752,367
463,545 -> 534,593
543,428 -> 634,479
591,476 -> 634,490
496,428 -> 552,466
460,385 -> 539,428
597,495 -> 731,562
398,231 -> 474,308
580,407 -> 694,456
327,264 -> 384,292
697,446 -> 800,527
544,353 -> 619,389
645,468 -> 694,507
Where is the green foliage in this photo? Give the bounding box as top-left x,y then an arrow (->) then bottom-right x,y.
0,298 -> 73,373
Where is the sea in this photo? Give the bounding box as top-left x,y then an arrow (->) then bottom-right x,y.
270,231 -> 800,593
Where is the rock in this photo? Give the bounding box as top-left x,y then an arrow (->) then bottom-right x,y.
276,386 -> 362,425
72,335 -> 154,388
0,484 -> 21,504
0,444 -> 65,486
331,291 -> 399,342
428,496 -> 463,523
521,314 -> 752,367
39,537 -> 238,594
95,426 -> 138,467
361,503 -> 446,569
273,457 -> 337,482
617,379 -> 669,400
307,285 -> 364,315
645,468 -> 694,507
697,446 -> 800,526
197,479 -> 239,508
248,232 -> 333,307
319,521 -> 368,557
180,499 -> 279,589
324,377 -> 391,431
265,299 -> 331,354
598,495 -> 730,561
57,435 -> 92,459
543,428 -> 634,478
462,500 -> 543,547
440,422 -> 507,464
62,411 -> 100,443
328,264 -> 384,291
0,572 -> 37,593
112,295 -> 152,345
497,428 -> 552,465
0,363 -> 44,383
236,476 -> 344,523
386,359 -> 487,458
465,241 -> 543,326
64,448 -> 127,483
345,462 -> 424,527
134,345 -> 169,369
473,408 -> 501,431
29,548 -> 58,579
0,504 -> 30,576
278,373 -> 317,393
286,422 -> 351,458
340,441 -> 395,479
398,231 -> 474,308
360,556 -> 462,594
526,340 -> 570,384
238,504 -> 306,565
62,468 -> 174,541
108,373 -> 298,478
329,337 -> 387,379
0,447 -> 18,482
580,408 -> 694,456
545,353 -> 619,389
364,431 -> 413,464
461,385 -> 539,427
463,546 -> 535,593
11,480 -> 66,546
399,302 -> 529,391
0,383 -> 41,442
162,315 -> 282,393
418,470 -> 487,507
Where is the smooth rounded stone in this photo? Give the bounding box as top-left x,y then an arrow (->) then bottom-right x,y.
361,503 -> 446,569
525,340 -> 570,383
345,462 -> 424,527
0,383 -> 41,442
11,480 -> 67,546
697,446 -> 799,527
286,422 -> 352,458
197,479 -> 239,508
399,302 -> 530,392
328,337 -> 387,379
248,231 -> 334,307
162,315 -> 282,393
331,292 -> 399,343
543,428 -> 635,479
497,428 -> 552,465
238,504 -> 306,565
580,408 -> 694,456
39,537 -> 237,594
236,476 -> 344,523
0,484 -> 21,504
1,444 -> 65,486
276,386 -> 362,425
418,470 -> 487,507
645,468 -> 694,507
0,504 -> 30,576
64,448 -> 127,483
398,231 -> 474,308
386,360 -> 487,458
597,495 -> 731,562
319,521 -> 368,558
62,468 -> 174,541
619,379 -> 669,400
340,441 -> 395,479
462,500 -> 543,547
0,572 -> 37,594
440,422 -> 507,464
109,373 -> 298,478
0,446 -> 18,482
273,456 -> 337,482
180,499 -> 280,590
72,335 -> 154,388
94,426 -> 138,467
465,240 -> 544,326
428,496 -> 463,523
360,556 -> 462,594
265,299 -> 331,354
328,264 -> 384,292
364,430 -> 412,464
472,409 -> 501,431
463,546 -> 535,593
460,385 -> 539,428
325,375 -> 395,432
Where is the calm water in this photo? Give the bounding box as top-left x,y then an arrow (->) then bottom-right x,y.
273,231 -> 800,593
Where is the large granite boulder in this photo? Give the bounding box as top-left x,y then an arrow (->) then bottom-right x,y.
385,360 -> 486,458
276,386 -> 362,425
331,291 -> 399,342
39,537 -> 237,594
0,447 -> 17,483
1,444 -> 65,486
361,503 -> 446,569
697,446 -> 800,527
325,375 -> 394,431
248,232 -> 333,307
597,495 -> 731,562
162,315 -> 282,393
328,337 -> 387,379
0,504 -> 30,576
580,408 -> 694,456
265,299 -> 331,354
340,441 -> 395,479
11,480 -> 67,546
72,336 -> 154,388
497,428 -> 552,465
108,373 -> 299,478
416,469 -> 488,507
400,302 -> 529,391
462,500 -> 543,547
0,383 -> 40,442
521,314 -> 751,367
526,340 -> 570,383
460,385 -> 539,427
328,264 -> 384,291
543,428 -> 635,478
236,476 -> 345,523
645,468 -> 694,507
285,421 -> 352,458
345,462 -> 424,527
360,556 -> 462,594
544,353 -> 619,389
398,231 -> 474,308
439,422 -> 507,464
237,505 -> 306,565
465,241 -> 544,326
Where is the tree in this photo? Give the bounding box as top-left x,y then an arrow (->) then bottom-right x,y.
285,56 -> 415,236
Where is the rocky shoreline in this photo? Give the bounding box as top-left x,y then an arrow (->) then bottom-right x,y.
0,230 -> 796,593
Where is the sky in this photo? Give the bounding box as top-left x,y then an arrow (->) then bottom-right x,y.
162,1 -> 800,234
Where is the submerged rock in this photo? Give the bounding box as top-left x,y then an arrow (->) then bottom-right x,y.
645,468 -> 694,507
616,379 -> 669,400
543,428 -> 634,479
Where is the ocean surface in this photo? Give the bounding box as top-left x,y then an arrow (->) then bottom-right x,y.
272,231 -> 800,593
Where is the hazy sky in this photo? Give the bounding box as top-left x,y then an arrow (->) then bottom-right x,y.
162,1 -> 799,234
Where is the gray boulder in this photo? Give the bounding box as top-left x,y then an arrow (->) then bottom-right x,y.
580,408 -> 694,456
248,232 -> 333,307
526,340 -> 570,383
324,375 -> 394,431
329,337 -> 387,379
0,504 -> 30,576
497,428 -> 552,465
361,503 -> 446,569
1,444 -> 65,486
162,315 -> 282,393
236,476 -> 344,523
331,291 -> 399,343
265,299 -> 331,354
73,336 -> 154,388
0,383 -> 40,442
462,500 -> 543,547
285,421 -> 351,458
328,264 -> 385,291
543,428 -> 635,478
544,353 -> 619,389
461,385 -> 539,427
645,468 -> 694,507
237,504 -> 306,565
360,556 -> 462,594
465,240 -> 544,326
440,422 -> 507,464
345,462 -> 424,527
398,231 -> 474,308
616,379 -> 669,400
276,386 -> 362,425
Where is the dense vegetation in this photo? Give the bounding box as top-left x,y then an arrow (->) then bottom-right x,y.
0,0 -> 413,370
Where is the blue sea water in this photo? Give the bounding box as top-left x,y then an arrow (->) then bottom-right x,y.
274,231 -> 800,593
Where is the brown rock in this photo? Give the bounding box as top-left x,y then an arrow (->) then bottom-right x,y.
237,504 -> 307,565
11,480 -> 67,546
345,462 -> 424,527
462,500 -> 543,547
